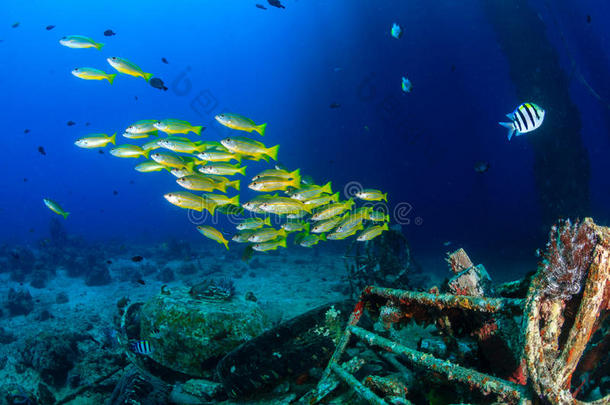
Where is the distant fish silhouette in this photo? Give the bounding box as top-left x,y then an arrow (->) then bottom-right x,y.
474,161 -> 490,173
150,77 -> 168,91
67,120 -> 76,126
587,14 -> 592,24
113,190 -> 118,195
24,129 -> 30,134
267,0 -> 285,9
103,29 -> 116,37
38,146 -> 46,156
136,279 -> 146,285
329,102 -> 341,109
131,255 -> 144,262
161,57 -> 169,64
11,22 -> 20,28
256,4 -> 267,9
98,150 -> 104,154
46,25 -> 55,31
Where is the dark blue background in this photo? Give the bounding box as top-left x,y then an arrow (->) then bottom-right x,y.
2,0 -> 609,278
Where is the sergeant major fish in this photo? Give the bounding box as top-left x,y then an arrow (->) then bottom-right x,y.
499,103 -> 545,140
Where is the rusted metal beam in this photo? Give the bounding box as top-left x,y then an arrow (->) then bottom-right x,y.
330,363 -> 397,405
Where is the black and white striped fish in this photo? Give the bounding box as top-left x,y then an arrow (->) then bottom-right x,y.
499,103 -> 545,140
130,340 -> 153,355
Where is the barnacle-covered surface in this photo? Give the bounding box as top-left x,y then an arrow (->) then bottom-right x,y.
524,218 -> 610,404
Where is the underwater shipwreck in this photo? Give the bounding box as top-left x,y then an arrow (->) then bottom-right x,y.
4,217 -> 602,405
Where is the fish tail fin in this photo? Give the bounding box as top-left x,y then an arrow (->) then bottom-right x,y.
499,122 -> 516,140
319,233 -> 327,242
290,171 -> 301,189
62,212 -> 70,219
238,165 -> 247,175
289,168 -> 300,179
143,72 -> 154,82
223,239 -> 230,250
228,179 -> 240,191
279,237 -> 287,248
107,73 -> 117,84
331,191 -> 339,202
207,203 -> 216,216
260,154 -> 270,163
383,192 -> 387,202
263,217 -> 271,226
267,145 -> 280,161
278,229 -> 287,238
229,195 -> 240,206
142,150 -> 150,159
321,181 -> 332,194
234,154 -> 242,164
346,198 -> 355,208
193,126 -> 204,136
382,223 -> 389,231
385,214 -> 390,222
95,42 -> 105,50
186,162 -> 195,172
216,182 -> 227,193
304,222 -> 310,233
301,205 -> 312,214
255,123 -> 267,136
110,132 -> 116,145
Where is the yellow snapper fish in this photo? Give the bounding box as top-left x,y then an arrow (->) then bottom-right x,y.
357,223 -> 389,242
367,210 -> 390,222
123,131 -> 157,140
126,120 -> 159,134
236,217 -> 271,230
176,175 -> 226,192
74,133 -> 116,148
288,182 -> 332,201
281,221 -> 310,233
249,175 -> 300,192
215,113 -> 267,136
205,175 -> 240,191
298,233 -> 326,247
232,229 -> 256,243
196,226 -> 229,250
154,119 -> 204,136
71,67 -> 116,84
259,197 -> 312,215
303,191 -> 340,208
59,35 -> 104,50
335,212 -> 366,234
158,137 -> 205,154
197,150 -> 242,163
355,188 -> 387,202
163,191 -> 216,214
286,211 -> 308,219
221,136 -> 279,161
248,228 -> 287,243
242,194 -> 277,213
310,199 -> 355,221
327,223 -> 363,240
142,139 -> 163,151
107,56 -> 153,82
43,198 -> 69,219
135,160 -> 168,173
253,237 -> 287,252
171,168 -> 194,178
198,162 -> 246,176
151,152 -> 198,169
202,193 -> 240,207
252,168 -> 299,181
311,216 -> 342,233
110,144 -> 149,159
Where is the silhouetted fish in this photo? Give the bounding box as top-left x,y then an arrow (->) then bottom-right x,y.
103,29 -> 116,37
256,4 -> 267,9
267,0 -> 285,9
12,22 -> 20,28
161,57 -> 169,64
113,190 -> 118,195
38,146 -> 46,156
24,129 -> 30,134
329,102 -> 341,109
23,178 -> 28,182
98,150 -> 104,154
474,161 -> 490,173
586,15 -> 591,24
136,279 -> 146,285
46,25 -> 55,31
150,77 -> 168,91
85,122 -> 91,126
131,255 -> 143,262
67,121 -> 75,126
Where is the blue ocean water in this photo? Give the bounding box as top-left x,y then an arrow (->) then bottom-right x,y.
2,0 -> 609,272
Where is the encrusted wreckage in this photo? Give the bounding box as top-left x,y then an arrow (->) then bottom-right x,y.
301,218 -> 609,404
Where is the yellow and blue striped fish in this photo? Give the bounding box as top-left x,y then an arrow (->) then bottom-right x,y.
499,103 -> 545,140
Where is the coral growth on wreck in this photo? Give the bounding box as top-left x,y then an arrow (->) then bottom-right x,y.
539,219 -> 597,300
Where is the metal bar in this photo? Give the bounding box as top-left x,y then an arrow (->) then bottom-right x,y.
364,286 -> 524,314
349,325 -> 527,403
330,362 -> 400,405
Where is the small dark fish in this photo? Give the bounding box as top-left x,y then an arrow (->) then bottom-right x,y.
24,129 -> 30,134
256,4 -> 267,9
85,122 -> 91,126
12,22 -> 20,28
45,25 -> 55,30
98,150 -> 104,154
129,180 -> 135,184
134,96 -> 138,101
29,228 -> 35,233
474,161 -> 490,173
161,57 -> 169,64
130,340 -> 153,355
267,0 -> 285,9
67,120 -> 75,126
150,77 -> 168,91
131,255 -> 144,262
106,260 -> 112,264
23,178 -> 28,182
103,29 -> 116,37
451,64 -> 456,72
329,102 -> 341,109
586,15 -> 591,24
136,279 -> 146,285
113,190 -> 118,195
38,146 -> 46,156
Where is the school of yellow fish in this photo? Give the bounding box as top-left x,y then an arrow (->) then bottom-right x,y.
68,35 -> 390,252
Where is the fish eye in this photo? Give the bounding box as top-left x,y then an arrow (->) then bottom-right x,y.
74,68 -> 79,71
